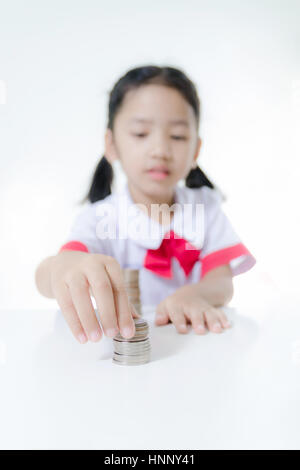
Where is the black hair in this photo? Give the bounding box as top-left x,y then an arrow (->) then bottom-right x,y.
82,65 -> 218,204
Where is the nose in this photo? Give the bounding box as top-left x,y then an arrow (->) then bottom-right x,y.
149,133 -> 172,161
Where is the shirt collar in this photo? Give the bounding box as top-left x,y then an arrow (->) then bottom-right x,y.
115,182 -> 204,250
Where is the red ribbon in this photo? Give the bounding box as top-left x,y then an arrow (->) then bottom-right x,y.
143,230 -> 201,279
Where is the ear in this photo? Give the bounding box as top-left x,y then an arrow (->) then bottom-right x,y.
192,137 -> 202,168
104,128 -> 119,164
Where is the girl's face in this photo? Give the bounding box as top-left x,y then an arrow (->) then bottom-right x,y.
105,84 -> 201,203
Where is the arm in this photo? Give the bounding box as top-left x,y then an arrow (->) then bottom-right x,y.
166,264 -> 233,308
193,264 -> 234,307
35,256 -> 56,298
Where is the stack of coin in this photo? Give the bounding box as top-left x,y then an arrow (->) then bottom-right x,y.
112,317 -> 151,365
112,269 -> 151,366
122,268 -> 141,315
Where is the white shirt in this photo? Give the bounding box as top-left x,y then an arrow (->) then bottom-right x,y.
59,182 -> 256,306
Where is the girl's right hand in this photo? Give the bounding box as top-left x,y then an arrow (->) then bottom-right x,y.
50,250 -> 140,344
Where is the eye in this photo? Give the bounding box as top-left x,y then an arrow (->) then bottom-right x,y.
133,133 -> 187,140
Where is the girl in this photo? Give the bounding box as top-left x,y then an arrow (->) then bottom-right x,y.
35,65 -> 256,344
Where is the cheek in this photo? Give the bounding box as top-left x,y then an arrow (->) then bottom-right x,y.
121,153 -> 143,174
173,149 -> 193,171
181,143 -> 196,165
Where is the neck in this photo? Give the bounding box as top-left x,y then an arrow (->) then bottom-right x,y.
126,182 -> 176,226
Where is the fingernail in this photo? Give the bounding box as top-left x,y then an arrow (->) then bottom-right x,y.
156,314 -> 166,320
122,327 -> 134,338
78,333 -> 88,344
106,328 -> 118,338
224,321 -> 231,328
90,330 -> 101,342
197,324 -> 205,332
213,322 -> 222,331
179,324 -> 187,331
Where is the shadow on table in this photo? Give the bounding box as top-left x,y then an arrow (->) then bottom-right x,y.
34,305 -> 260,368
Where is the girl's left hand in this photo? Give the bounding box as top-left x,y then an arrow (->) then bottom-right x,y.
155,284 -> 231,334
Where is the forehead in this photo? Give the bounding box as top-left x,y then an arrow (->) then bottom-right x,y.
116,84 -> 195,125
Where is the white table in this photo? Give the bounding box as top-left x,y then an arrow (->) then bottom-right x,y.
0,282 -> 300,450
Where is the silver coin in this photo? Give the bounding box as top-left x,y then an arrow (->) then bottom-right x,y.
113,349 -> 151,358
114,337 -> 150,345
113,343 -> 151,355
113,333 -> 148,341
113,340 -> 150,349
113,353 -> 151,364
113,337 -> 150,345
114,335 -> 148,342
112,355 -> 151,364
112,363 -> 150,367
112,358 -> 150,366
113,339 -> 150,347
114,350 -> 151,358
134,318 -> 147,325
113,351 -> 151,358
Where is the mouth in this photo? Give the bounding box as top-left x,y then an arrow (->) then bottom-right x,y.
146,167 -> 170,180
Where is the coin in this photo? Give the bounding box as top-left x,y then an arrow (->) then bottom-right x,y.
112,352 -> 150,366
122,269 -> 142,316
112,269 -> 151,366
112,318 -> 151,365
113,338 -> 151,355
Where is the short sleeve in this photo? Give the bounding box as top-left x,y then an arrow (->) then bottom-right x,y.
58,202 -> 113,256
199,187 -> 256,277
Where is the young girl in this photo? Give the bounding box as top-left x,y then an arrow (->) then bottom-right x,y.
35,65 -> 256,344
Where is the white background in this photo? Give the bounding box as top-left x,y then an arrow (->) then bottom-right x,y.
0,0 -> 299,310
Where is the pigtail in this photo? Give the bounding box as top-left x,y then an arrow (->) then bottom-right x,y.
185,165 -> 214,189
81,155 -> 114,204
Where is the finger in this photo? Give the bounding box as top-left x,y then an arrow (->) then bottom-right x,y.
203,307 -> 223,333
217,309 -> 231,329
53,281 -> 88,344
67,273 -> 103,342
189,309 -> 207,335
105,260 -> 135,339
130,303 -> 141,319
86,266 -> 119,338
167,304 -> 188,334
155,303 -> 169,326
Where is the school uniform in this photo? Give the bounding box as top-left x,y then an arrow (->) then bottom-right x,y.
59,182 -> 256,306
